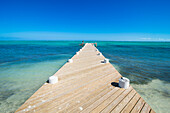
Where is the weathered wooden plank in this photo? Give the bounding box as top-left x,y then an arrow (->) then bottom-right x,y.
56,75 -> 121,113
82,87 -> 123,113
131,97 -> 145,113
23,64 -> 113,106
140,103 -> 151,113
23,71 -> 115,112
100,86 -> 133,113
120,93 -> 141,113
110,89 -> 136,113
150,109 -> 156,113
68,77 -> 121,113
38,73 -> 118,112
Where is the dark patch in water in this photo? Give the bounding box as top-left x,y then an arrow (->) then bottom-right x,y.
0,43 -> 79,67
99,43 -> 170,84
0,90 -> 15,101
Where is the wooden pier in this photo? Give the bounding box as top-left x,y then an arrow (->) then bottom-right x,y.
16,43 -> 155,113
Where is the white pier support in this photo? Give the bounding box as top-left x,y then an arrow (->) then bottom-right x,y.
104,58 -> 109,63
119,77 -> 130,89
68,59 -> 73,63
49,76 -> 58,84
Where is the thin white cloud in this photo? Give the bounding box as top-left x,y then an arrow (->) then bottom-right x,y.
140,37 -> 170,41
0,32 -> 170,41
140,38 -> 152,40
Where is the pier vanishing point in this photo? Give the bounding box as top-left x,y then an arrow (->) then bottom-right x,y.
16,43 -> 155,113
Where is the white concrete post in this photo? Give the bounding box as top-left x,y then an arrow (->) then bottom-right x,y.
68,59 -> 73,63
49,76 -> 58,84
104,58 -> 109,63
119,77 -> 130,89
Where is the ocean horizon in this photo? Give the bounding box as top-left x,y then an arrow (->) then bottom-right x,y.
0,41 -> 169,113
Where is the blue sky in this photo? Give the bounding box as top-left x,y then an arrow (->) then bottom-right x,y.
0,0 -> 170,41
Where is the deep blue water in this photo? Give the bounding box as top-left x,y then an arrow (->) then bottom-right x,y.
98,42 -> 170,84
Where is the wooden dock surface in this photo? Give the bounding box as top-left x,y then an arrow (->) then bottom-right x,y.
16,43 -> 155,113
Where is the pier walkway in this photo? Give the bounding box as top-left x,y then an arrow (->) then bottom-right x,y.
16,43 -> 155,113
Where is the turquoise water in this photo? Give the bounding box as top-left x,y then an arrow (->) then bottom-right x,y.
0,41 -> 169,113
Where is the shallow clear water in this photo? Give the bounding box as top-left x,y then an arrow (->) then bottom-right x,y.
0,41 -> 169,113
